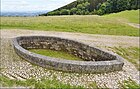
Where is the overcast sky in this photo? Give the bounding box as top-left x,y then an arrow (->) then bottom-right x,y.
1,0 -> 76,12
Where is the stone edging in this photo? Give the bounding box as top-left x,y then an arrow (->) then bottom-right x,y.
12,36 -> 124,73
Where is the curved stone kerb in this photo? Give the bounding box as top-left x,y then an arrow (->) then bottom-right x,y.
12,36 -> 124,73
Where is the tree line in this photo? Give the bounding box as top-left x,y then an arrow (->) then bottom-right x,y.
40,0 -> 139,16
97,0 -> 140,15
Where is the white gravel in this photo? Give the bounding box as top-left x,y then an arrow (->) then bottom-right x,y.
0,29 -> 139,88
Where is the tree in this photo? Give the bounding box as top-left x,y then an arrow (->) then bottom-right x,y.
116,0 -> 128,12
77,4 -> 83,10
96,3 -> 102,10
84,2 -> 90,9
85,10 -> 90,15
130,0 -> 140,9
77,0 -> 84,4
76,9 -> 82,15
47,12 -> 54,16
97,0 -> 140,15
70,8 -> 77,15
60,9 -> 70,15
104,2 -> 112,13
42,0 -> 139,16
53,11 -> 60,15
97,3 -> 106,15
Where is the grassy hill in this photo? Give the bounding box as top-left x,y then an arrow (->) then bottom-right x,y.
41,0 -> 139,16
55,0 -> 106,11
103,10 -> 139,24
0,10 -> 139,36
41,0 -> 107,16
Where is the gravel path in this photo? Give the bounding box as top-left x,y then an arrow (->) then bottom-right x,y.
0,29 -> 139,88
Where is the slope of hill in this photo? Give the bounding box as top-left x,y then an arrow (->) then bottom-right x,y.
1,10 -> 139,36
55,0 -> 106,12
41,0 -> 139,16
41,0 -> 106,16
103,10 -> 139,24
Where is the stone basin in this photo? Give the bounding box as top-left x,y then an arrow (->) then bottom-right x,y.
12,36 -> 124,73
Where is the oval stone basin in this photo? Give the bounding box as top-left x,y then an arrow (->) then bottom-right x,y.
12,36 -> 124,73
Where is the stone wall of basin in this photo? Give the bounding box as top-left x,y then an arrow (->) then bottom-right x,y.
13,36 -> 124,73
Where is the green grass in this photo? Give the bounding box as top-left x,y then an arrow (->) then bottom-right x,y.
120,79 -> 140,89
1,76 -> 139,89
0,76 -> 84,88
103,10 -> 139,24
0,12 -> 139,36
29,49 -> 83,61
110,46 -> 140,70
88,82 -> 99,88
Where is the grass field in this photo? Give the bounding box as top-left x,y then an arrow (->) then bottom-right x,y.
111,46 -> 140,70
1,75 -> 139,88
105,46 -> 139,70
120,79 -> 140,89
0,10 -> 139,36
103,10 -> 139,24
29,49 -> 83,61
0,76 -> 84,88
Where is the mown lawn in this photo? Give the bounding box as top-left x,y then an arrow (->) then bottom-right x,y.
0,10 -> 139,36
29,49 -> 83,61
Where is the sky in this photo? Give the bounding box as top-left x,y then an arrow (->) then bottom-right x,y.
1,0 -> 76,12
